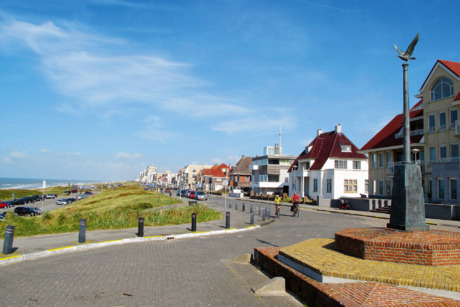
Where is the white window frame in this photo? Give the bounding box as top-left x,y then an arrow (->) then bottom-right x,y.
428,114 -> 436,133
439,112 -> 446,131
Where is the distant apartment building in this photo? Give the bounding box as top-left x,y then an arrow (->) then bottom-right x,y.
289,124 -> 368,200
138,164 -> 158,184
179,164 -> 213,189
250,144 -> 296,195
198,164 -> 232,192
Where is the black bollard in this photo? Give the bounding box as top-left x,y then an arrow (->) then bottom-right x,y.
2,225 -> 15,255
262,209 -> 266,221
250,205 -> 253,214
258,205 -> 261,215
225,211 -> 230,229
250,213 -> 254,225
138,217 -> 144,237
78,219 -> 87,243
191,213 -> 197,231
242,203 -> 245,211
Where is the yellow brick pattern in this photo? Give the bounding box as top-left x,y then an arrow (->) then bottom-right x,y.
280,238 -> 460,292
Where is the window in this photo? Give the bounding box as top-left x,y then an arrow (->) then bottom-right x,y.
259,175 -> 268,182
386,180 -> 392,196
335,160 -> 347,169
378,153 -> 383,168
438,179 -> 445,199
313,179 -> 318,192
365,180 -> 369,193
450,179 -> 458,200
431,77 -> 454,101
428,114 -> 435,133
440,145 -> 447,160
246,176 -> 250,182
439,112 -> 446,131
371,154 -> 376,168
429,147 -> 436,163
344,179 -> 357,193
326,179 -> 332,193
450,109 -> 458,129
341,144 -> 351,152
386,152 -> 391,164
353,161 -> 361,169
378,179 -> 384,195
451,144 -> 459,158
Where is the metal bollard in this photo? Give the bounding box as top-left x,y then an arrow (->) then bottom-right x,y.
2,225 -> 15,255
225,211 -> 230,229
191,213 -> 197,231
138,217 -> 144,237
250,205 -> 253,214
229,202 -> 232,209
268,207 -> 271,218
250,213 -> 254,225
258,205 -> 261,215
242,203 -> 245,211
78,219 -> 87,243
262,209 -> 266,221
235,204 -> 238,211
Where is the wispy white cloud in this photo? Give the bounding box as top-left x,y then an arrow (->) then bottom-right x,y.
10,150 -> 28,159
115,152 -> 141,159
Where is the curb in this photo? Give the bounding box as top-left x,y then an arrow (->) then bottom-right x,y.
0,225 -> 261,266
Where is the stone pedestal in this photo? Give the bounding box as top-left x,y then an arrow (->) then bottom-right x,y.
388,163 -> 428,231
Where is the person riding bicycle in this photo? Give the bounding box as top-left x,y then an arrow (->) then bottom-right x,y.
274,195 -> 282,218
291,192 -> 300,217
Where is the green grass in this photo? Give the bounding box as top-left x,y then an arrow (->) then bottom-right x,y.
0,184 -> 222,237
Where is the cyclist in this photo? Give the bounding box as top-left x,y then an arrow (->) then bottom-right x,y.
274,195 -> 282,218
291,192 -> 300,217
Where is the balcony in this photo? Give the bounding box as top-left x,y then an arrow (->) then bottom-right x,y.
456,120 -> 460,137
438,125 -> 446,132
387,161 -> 424,175
394,129 -> 424,139
439,157 -> 460,163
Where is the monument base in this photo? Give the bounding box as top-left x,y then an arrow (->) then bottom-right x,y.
388,163 -> 428,231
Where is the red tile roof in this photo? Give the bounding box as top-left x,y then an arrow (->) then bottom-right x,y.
360,100 -> 423,152
438,59 -> 460,78
203,164 -> 232,178
455,91 -> 460,101
289,128 -> 367,171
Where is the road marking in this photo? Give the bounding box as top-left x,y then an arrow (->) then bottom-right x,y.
48,246 -> 76,252
99,239 -> 123,244
0,255 -> 20,260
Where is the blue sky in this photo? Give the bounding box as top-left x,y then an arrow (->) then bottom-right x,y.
1,0 -> 459,181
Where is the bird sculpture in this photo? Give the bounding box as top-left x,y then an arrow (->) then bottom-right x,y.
394,32 -> 419,62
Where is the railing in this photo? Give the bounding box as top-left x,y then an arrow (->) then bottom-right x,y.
387,161 -> 424,174
438,125 -> 446,132
428,127 -> 435,133
394,129 -> 424,139
439,157 -> 460,163
456,120 -> 460,136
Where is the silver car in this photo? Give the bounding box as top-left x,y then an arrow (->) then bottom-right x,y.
194,191 -> 208,201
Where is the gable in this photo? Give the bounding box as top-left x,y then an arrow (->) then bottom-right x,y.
419,60 -> 460,94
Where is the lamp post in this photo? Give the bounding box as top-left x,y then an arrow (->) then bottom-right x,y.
223,168 -> 229,208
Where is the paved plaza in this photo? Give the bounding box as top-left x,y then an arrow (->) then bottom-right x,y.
1,196 -> 459,306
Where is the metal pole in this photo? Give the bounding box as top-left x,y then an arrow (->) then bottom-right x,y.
225,211 -> 230,229
138,217 -> 144,237
403,63 -> 411,163
191,213 -> 197,231
250,213 -> 254,225
78,219 -> 87,243
2,225 -> 15,255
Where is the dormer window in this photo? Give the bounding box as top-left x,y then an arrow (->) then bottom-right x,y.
340,144 -> 351,152
431,77 -> 453,101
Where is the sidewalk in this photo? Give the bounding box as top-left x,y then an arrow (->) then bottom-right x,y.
0,197 -> 272,265
229,196 -> 460,229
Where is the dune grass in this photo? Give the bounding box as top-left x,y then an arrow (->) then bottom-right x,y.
0,184 -> 222,237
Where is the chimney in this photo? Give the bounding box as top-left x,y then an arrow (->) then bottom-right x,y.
335,124 -> 342,134
317,129 -> 322,136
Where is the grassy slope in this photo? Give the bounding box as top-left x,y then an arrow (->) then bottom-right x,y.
0,184 -> 222,237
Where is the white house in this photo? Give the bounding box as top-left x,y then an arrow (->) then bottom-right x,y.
288,124 -> 369,200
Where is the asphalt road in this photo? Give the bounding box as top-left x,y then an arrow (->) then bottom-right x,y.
0,195 -> 393,306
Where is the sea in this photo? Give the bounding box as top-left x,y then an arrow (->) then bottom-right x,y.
0,177 -> 103,190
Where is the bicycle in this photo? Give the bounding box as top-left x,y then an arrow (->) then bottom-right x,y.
292,202 -> 299,217
275,204 -> 281,218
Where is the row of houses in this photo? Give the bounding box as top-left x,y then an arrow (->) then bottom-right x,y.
174,59 -> 459,212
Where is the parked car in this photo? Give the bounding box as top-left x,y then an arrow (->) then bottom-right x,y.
0,201 -> 11,208
76,194 -> 87,200
83,191 -> 93,196
32,207 -> 44,215
194,191 -> 208,201
189,191 -> 196,199
180,190 -> 187,197
56,199 -> 70,205
30,195 -> 42,202
45,194 -> 57,199
165,188 -> 171,193
11,199 -> 25,206
14,207 -> 37,216
65,198 -> 77,203
20,196 -> 34,204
